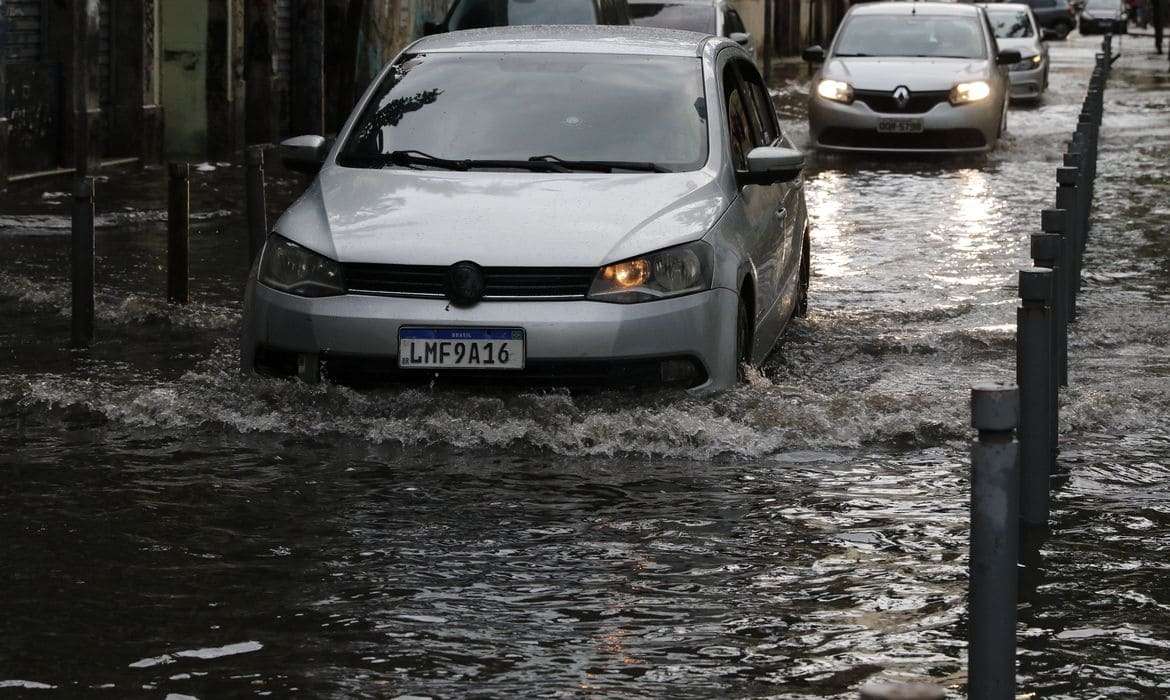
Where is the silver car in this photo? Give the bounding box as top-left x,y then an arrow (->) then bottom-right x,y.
241,26 -> 810,393
804,2 -> 1021,154
628,0 -> 757,56
980,3 -> 1051,101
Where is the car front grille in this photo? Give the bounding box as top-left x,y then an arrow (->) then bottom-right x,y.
854,90 -> 951,114
819,127 -> 987,150
342,263 -> 598,300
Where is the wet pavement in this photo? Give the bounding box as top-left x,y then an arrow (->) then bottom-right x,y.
2,33 -> 1169,698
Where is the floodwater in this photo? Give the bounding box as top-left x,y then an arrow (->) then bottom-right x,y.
2,35 -> 1169,698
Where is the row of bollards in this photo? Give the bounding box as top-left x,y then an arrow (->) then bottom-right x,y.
966,34 -> 1115,699
68,147 -> 270,346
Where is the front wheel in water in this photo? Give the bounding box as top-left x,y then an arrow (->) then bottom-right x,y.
736,295 -> 750,381
794,231 -> 810,318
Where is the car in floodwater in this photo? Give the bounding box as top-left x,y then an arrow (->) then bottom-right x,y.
241,26 -> 811,393
804,2 -> 1021,154
1078,0 -> 1126,34
628,0 -> 756,57
979,2 -> 1051,102
422,0 -> 630,34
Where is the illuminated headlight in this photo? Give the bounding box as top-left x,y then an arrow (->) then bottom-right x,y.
816,79 -> 854,104
949,80 -> 992,105
1011,54 -> 1043,71
258,234 -> 345,297
588,241 -> 713,304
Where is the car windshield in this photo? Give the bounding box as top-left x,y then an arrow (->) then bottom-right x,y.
448,0 -> 597,29
338,52 -> 708,172
833,14 -> 987,59
987,9 -> 1034,38
629,3 -> 717,33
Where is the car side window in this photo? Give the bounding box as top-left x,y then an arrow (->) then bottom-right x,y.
725,9 -> 747,35
723,65 -> 754,171
739,62 -> 779,146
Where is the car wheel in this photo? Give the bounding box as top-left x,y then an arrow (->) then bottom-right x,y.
794,230 -> 810,318
1056,21 -> 1073,39
735,294 -> 751,381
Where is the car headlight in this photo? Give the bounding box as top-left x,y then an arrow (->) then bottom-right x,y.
588,241 -> 713,304
816,79 -> 854,104
949,80 -> 992,105
258,234 -> 345,297
1011,54 -> 1043,71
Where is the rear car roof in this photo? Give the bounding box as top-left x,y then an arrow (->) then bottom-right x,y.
850,2 -> 984,16
410,24 -> 712,57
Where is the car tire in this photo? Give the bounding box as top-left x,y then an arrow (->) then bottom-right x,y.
735,294 -> 751,381
1055,21 -> 1073,39
794,230 -> 810,318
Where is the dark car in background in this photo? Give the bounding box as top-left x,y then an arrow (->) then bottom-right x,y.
424,0 -> 630,33
628,0 -> 756,54
1023,0 -> 1076,38
1079,0 -> 1127,33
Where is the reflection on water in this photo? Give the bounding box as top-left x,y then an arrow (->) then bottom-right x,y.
2,34 -> 1169,698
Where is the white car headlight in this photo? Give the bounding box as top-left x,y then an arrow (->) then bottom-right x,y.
588,241 -> 713,304
949,80 -> 992,105
1011,54 -> 1043,71
258,234 -> 345,297
816,79 -> 854,104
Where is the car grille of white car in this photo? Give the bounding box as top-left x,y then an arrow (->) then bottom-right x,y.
342,263 -> 598,300
854,89 -> 951,114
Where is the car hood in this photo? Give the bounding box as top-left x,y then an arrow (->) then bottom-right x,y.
823,56 -> 991,91
275,165 -> 729,267
996,37 -> 1042,56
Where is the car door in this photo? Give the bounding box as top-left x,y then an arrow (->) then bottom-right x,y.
739,60 -> 802,338
723,58 -> 789,346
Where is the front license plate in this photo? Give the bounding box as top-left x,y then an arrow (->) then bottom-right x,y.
398,328 -> 525,370
877,118 -> 924,134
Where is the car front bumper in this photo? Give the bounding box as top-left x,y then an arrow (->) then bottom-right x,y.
241,278 -> 740,393
1009,63 -> 1046,99
809,92 -> 1002,153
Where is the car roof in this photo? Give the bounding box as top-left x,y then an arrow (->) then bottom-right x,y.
850,1 -> 984,16
627,0 -> 726,5
410,24 -> 714,57
976,2 -> 1031,10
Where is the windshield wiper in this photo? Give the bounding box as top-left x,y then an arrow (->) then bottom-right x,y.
528,154 -> 670,173
832,52 -> 872,57
348,150 -> 573,172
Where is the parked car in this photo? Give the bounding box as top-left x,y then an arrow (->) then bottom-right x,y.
628,0 -> 755,55
1079,0 -> 1127,33
245,26 -> 811,393
423,0 -> 629,34
979,3 -> 1050,101
1024,0 -> 1076,39
804,2 -> 1019,154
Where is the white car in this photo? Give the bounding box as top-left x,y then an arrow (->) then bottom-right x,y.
242,26 -> 810,393
980,3 -> 1051,101
805,2 -> 1021,154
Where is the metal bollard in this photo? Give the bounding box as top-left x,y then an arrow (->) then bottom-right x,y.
167,162 -> 191,304
1056,165 -> 1084,317
969,382 -> 1020,700
859,681 -> 946,700
1017,269 -> 1056,526
71,177 -> 96,347
245,145 -> 268,264
1038,215 -> 1070,387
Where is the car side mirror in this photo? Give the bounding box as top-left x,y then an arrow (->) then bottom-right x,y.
422,20 -> 442,36
1041,27 -> 1060,40
280,135 -> 330,175
802,45 -> 825,63
729,32 -> 751,47
996,49 -> 1023,65
740,146 -> 805,186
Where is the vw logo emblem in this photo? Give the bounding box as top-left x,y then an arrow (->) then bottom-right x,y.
445,261 -> 486,307
893,86 -> 911,110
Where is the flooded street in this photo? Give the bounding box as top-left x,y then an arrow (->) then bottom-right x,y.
3,34 -> 1169,698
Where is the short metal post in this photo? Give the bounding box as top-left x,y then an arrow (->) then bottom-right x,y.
969,382 -> 1020,700
297,353 -> 321,384
859,681 -> 945,700
1056,165 -> 1084,316
167,162 -> 190,304
1037,215 -> 1069,387
245,145 -> 268,264
1017,269 -> 1056,526
70,177 -> 96,347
